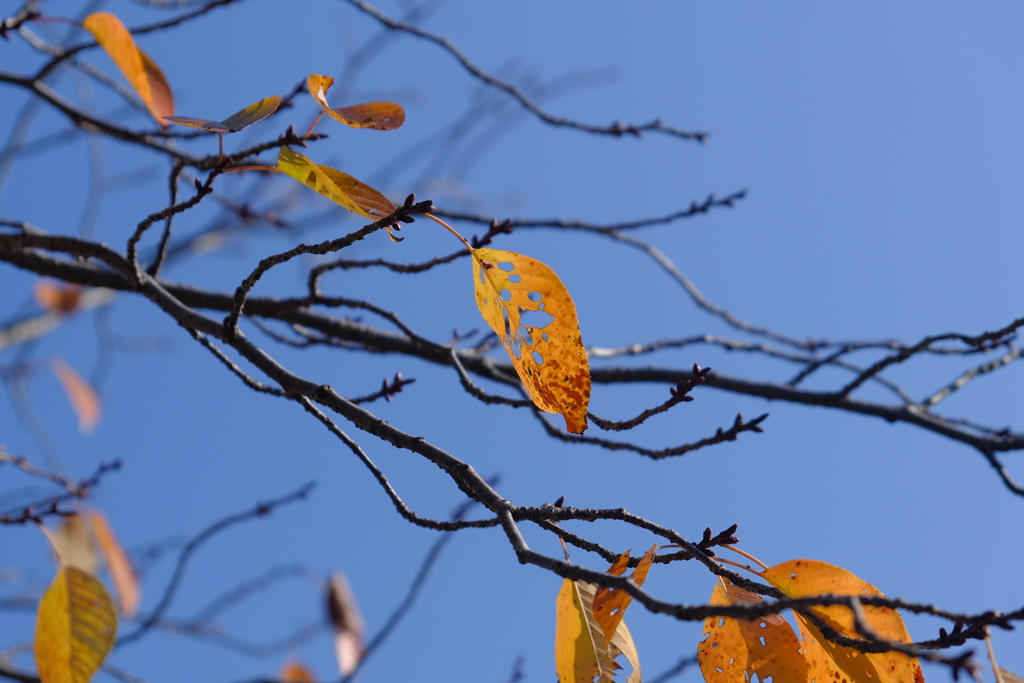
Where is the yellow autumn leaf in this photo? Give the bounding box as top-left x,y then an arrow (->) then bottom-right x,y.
761,559 -> 925,683
592,545 -> 656,645
277,146 -> 396,220
87,512 -> 140,619
164,96 -> 280,133
307,74 -> 405,130
83,12 -> 173,126
35,566 -> 117,683
471,248 -> 591,433
696,576 -> 811,683
555,578 -> 640,683
51,357 -> 101,434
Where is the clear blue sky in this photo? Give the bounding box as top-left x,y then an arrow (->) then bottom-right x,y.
2,2 -> 1022,682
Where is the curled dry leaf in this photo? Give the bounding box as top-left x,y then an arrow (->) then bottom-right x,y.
54,515 -> 100,576
277,146 -> 396,220
326,571 -> 364,676
592,545 -> 656,644
471,248 -> 591,433
87,511 -> 140,619
307,74 -> 405,130
34,280 -> 83,314
50,357 -> 101,434
82,12 -> 174,125
35,566 -> 118,683
555,578 -> 640,683
761,559 -> 925,683
164,96 -> 280,133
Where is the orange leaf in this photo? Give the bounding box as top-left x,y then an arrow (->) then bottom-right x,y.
592,545 -> 656,645
164,96 -> 280,133
696,577 -> 811,683
279,658 -> 316,683
34,280 -> 83,314
326,572 -> 364,676
471,248 -> 591,433
277,146 -> 395,220
307,74 -> 405,130
762,559 -> 925,683
86,511 -> 140,619
555,578 -> 640,683
83,13 -> 173,126
34,566 -> 117,683
50,357 -> 101,434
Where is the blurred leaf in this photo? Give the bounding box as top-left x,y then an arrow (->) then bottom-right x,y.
86,511 -> 140,619
471,248 -> 591,433
307,74 -> 404,130
593,545 -> 656,645
1000,669 -> 1024,683
696,577 -> 811,683
326,572 -> 364,676
279,659 -> 316,683
34,280 -> 83,314
555,578 -> 640,683
50,357 -> 101,434
82,12 -> 173,125
165,96 -> 280,133
34,566 -> 117,683
277,146 -> 395,220
761,559 -> 925,683
53,515 -> 99,575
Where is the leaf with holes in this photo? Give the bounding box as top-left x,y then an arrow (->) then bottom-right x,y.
35,566 -> 118,683
165,96 -> 280,133
555,578 -> 640,683
277,147 -> 396,221
51,357 -> 101,434
697,576 -> 811,683
761,559 -> 925,683
307,74 -> 405,130
593,545 -> 656,644
83,12 -> 174,126
471,248 -> 591,433
87,512 -> 140,619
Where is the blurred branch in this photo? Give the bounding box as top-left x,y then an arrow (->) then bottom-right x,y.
341,0 -> 710,143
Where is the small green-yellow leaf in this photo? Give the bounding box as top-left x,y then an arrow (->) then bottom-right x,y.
35,566 -> 117,683
83,13 -> 173,125
277,147 -> 395,220
471,248 -> 591,433
165,96 -> 280,133
307,74 -> 404,130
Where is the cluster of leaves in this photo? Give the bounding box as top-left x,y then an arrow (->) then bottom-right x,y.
554,546 -> 929,683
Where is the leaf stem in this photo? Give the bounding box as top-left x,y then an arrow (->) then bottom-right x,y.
721,545 -> 769,572
424,213 -> 473,251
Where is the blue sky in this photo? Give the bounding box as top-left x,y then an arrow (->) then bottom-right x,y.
2,2 -> 1023,682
